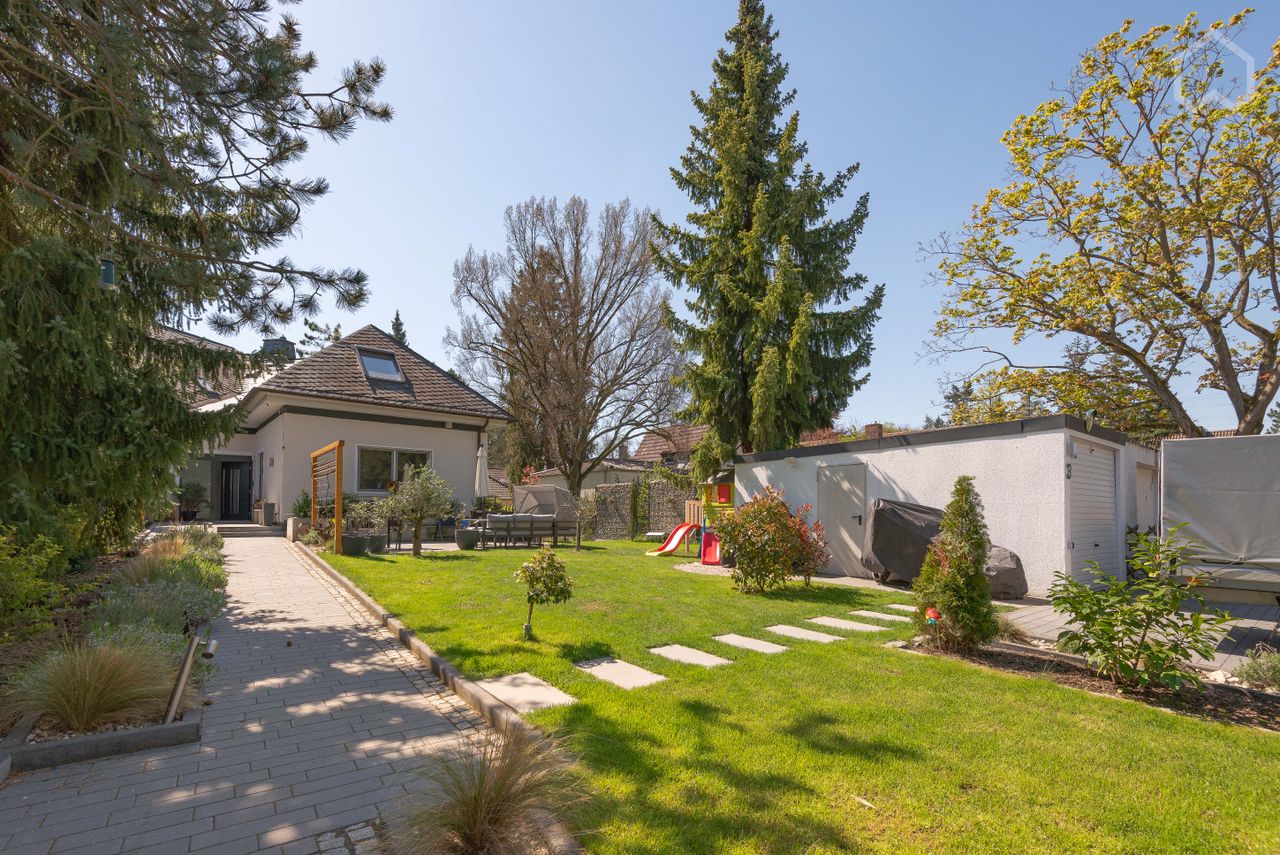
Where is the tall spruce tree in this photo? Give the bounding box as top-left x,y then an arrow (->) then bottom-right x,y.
391,310 -> 408,346
0,1 -> 388,551
654,0 -> 883,477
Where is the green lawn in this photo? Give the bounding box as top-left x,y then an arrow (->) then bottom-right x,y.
327,541 -> 1280,854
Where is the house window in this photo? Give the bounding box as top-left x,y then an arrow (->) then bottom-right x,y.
357,447 -> 432,492
358,349 -> 402,381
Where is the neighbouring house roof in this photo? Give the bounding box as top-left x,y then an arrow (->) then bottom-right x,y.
634,423 -> 850,460
530,457 -> 650,479
253,325 -> 508,421
152,324 -> 250,407
488,468 -> 512,501
633,424 -> 710,462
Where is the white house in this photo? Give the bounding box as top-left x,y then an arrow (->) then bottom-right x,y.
173,325 -> 508,522
734,415 -> 1158,596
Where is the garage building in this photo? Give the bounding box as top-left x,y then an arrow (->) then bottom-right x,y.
733,415 -> 1158,596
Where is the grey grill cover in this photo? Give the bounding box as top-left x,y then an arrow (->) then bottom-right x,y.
861,498 -> 1029,598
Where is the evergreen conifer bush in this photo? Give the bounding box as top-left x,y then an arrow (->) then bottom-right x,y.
912,476 -> 998,651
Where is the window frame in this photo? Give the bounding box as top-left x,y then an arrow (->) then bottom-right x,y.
355,445 -> 434,494
357,348 -> 404,382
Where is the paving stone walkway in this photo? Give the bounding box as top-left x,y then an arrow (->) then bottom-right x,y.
0,537 -> 485,855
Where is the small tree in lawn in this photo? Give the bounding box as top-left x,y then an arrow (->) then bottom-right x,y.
913,476 -> 997,651
388,465 -> 455,557
514,546 -> 573,640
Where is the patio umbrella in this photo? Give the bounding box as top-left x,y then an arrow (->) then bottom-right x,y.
474,440 -> 490,499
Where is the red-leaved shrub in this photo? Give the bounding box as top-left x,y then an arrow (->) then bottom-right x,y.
715,486 -> 828,593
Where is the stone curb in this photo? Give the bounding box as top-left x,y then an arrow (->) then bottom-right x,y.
292,542 -> 582,855
0,705 -> 202,780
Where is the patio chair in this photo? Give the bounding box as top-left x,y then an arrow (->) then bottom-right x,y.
530,513 -> 556,545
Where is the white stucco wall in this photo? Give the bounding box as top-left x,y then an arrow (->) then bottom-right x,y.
205,397 -> 492,518
735,430 -> 1071,595
275,410 -> 483,513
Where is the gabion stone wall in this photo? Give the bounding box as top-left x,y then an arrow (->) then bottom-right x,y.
649,479 -> 695,534
593,483 -> 634,540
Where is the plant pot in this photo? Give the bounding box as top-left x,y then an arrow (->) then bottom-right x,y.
366,534 -> 387,554
180,510 -> 198,522
455,528 -> 481,551
341,534 -> 368,556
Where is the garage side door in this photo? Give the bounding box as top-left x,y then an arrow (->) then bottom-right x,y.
1069,441 -> 1118,578
817,463 -> 867,577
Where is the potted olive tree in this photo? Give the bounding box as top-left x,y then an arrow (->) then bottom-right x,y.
386,464 -> 455,557
176,481 -> 208,522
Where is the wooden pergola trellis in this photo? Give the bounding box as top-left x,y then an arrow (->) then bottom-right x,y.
310,439 -> 344,555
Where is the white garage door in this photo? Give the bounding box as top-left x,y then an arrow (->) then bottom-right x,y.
1069,440 -> 1118,578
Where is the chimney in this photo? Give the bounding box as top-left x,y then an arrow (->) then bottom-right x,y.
864,422 -> 884,440
261,336 -> 296,363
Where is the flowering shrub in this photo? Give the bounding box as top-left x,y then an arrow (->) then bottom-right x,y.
715,486 -> 828,593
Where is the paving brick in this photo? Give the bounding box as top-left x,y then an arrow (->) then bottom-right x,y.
0,538 -> 484,855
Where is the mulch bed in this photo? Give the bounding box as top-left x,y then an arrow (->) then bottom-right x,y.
935,644 -> 1280,731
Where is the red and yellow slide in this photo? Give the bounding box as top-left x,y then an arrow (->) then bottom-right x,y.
646,522 -> 699,556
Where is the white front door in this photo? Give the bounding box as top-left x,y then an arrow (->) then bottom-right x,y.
817,463 -> 868,577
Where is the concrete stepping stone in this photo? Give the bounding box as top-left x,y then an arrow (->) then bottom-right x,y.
576,656 -> 666,689
649,644 -> 732,667
713,633 -> 788,654
808,616 -> 888,632
473,672 -> 576,713
850,609 -> 912,623
765,624 -> 843,643
884,603 -> 917,613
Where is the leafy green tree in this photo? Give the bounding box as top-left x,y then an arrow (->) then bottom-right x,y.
391,310 -> 409,346
514,546 -> 573,639
913,476 -> 998,651
387,465 -> 456,557
945,346 -> 1178,441
654,0 -> 883,477
0,1 -> 388,552
933,11 -> 1280,436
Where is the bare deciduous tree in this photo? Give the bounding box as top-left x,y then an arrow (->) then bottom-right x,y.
446,196 -> 683,496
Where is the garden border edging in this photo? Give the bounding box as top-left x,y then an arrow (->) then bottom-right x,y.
291,541 -> 581,855
0,705 -> 202,781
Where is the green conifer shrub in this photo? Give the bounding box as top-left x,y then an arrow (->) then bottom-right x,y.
912,476 -> 998,651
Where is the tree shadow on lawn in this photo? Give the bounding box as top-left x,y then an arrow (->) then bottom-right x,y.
557,699 -> 863,853
757,583 -> 885,608
783,711 -> 923,761
557,639 -> 614,663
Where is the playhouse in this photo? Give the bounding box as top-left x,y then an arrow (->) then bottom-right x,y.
647,470 -> 734,565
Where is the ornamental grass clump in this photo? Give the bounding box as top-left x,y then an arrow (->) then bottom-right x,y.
1050,529 -> 1232,690
912,475 -> 998,652
514,546 -> 573,640
2,642 -> 197,732
1235,645 -> 1280,691
715,486 -> 828,593
392,722 -> 584,855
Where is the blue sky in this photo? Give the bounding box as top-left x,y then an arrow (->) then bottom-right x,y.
200,1 -> 1278,431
